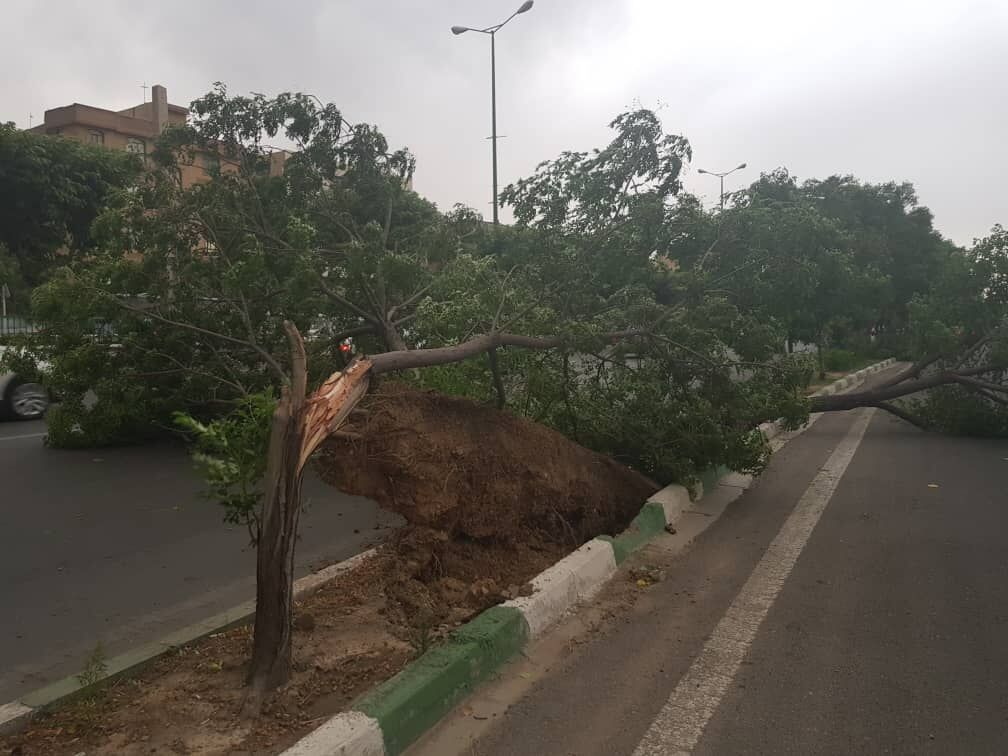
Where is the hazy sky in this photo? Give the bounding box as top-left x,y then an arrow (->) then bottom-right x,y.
4,1 -> 1006,245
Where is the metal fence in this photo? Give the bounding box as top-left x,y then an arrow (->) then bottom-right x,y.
0,316 -> 40,338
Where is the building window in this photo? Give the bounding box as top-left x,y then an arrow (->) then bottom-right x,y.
46,127 -> 62,136
88,130 -> 104,146
126,138 -> 146,155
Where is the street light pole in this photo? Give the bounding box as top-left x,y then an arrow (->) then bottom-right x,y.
452,1 -> 534,226
490,31 -> 498,225
697,162 -> 747,211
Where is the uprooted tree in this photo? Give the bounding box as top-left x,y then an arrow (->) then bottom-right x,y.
23,84 -> 1006,702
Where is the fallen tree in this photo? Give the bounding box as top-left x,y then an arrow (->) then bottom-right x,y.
27,90 -> 810,707
26,83 -> 1006,710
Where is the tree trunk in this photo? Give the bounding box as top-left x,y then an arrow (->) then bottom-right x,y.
245,331 -> 372,711
816,335 -> 826,380
245,323 -> 308,709
487,348 -> 506,409
246,391 -> 305,701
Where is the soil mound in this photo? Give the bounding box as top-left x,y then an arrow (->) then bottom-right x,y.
315,383 -> 659,629
316,382 -> 658,548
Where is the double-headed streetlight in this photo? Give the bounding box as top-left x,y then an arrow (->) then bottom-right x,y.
452,1 -> 534,226
697,163 -> 747,211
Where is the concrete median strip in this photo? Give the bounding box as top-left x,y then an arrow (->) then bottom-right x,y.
1,358 -> 898,749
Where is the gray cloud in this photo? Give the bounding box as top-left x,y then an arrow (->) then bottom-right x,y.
4,0 -> 1006,244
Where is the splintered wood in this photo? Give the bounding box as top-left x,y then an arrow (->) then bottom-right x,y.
297,357 -> 374,475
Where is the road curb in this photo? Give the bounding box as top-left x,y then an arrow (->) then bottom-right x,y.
283,357 -> 898,756
503,538 -> 617,638
0,548 -> 377,736
356,606 -> 529,755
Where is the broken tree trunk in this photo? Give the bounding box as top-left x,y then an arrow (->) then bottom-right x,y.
245,323 -> 372,707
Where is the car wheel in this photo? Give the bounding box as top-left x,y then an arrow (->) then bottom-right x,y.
5,379 -> 50,420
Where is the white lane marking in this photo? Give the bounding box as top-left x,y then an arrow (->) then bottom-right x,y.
633,408 -> 876,756
0,432 -> 46,442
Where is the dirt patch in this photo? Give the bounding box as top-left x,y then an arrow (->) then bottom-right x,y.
3,385 -> 657,755
2,553 -> 411,755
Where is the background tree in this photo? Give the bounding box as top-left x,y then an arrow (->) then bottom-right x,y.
0,123 -> 141,290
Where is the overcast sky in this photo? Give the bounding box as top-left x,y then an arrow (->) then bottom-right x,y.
4,1 -> 1006,245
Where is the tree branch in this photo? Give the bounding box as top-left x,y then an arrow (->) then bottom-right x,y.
284,321 -> 307,406
316,275 -> 381,326
811,365 -> 1003,412
233,285 -> 288,385
112,296 -> 288,383
952,374 -> 1008,396
329,323 -> 379,343
369,328 -> 648,375
387,280 -> 435,319
875,353 -> 941,390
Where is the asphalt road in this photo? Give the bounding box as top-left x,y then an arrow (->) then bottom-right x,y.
0,420 -> 402,702
413,368 -> 1008,755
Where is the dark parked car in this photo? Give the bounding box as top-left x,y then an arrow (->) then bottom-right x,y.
0,346 -> 50,420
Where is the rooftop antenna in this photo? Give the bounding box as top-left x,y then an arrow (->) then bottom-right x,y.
28,113 -> 33,129
141,82 -> 149,103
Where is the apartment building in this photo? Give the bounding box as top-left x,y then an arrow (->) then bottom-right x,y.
30,84 -> 181,158
28,84 -> 291,186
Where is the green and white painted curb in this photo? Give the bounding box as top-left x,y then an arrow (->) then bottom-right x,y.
283,358 -> 898,756
0,549 -> 377,736
281,483 -> 720,756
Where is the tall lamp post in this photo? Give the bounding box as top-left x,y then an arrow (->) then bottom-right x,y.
697,162 -> 747,211
452,1 -> 534,226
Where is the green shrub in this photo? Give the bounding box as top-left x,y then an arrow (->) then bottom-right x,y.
45,388 -> 159,448
822,348 -> 862,372
173,391 -> 276,543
